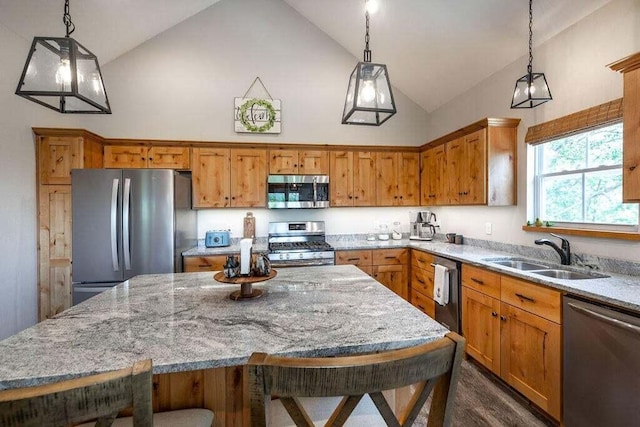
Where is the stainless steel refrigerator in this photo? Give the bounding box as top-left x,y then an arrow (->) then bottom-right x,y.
71,169 -> 196,304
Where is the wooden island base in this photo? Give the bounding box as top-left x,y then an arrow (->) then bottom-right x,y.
152,366 -> 413,427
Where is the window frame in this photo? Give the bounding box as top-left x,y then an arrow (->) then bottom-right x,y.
532,120 -> 639,232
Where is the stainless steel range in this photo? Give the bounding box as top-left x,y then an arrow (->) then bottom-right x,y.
267,221 -> 335,267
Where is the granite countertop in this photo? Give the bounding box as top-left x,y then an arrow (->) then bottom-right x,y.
0,265 -> 447,391
183,237 -> 640,313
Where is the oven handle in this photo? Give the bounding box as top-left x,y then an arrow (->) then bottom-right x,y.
270,260 -> 333,268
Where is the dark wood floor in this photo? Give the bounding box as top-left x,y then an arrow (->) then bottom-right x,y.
417,359 -> 557,426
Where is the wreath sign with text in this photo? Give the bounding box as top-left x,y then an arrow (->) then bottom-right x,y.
234,97 -> 281,134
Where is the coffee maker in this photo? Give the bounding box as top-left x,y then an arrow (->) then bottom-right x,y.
410,211 -> 438,241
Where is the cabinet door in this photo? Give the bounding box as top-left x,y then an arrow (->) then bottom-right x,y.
500,303 -> 561,420
375,152 -> 398,206
397,152 -> 419,205
373,264 -> 407,300
420,150 -> 431,205
148,146 -> 190,169
183,256 -> 227,272
299,150 -> 329,174
432,145 -> 448,205
372,248 -> 408,265
461,287 -> 501,374
39,185 -> 73,319
353,152 -> 376,206
269,149 -> 298,174
623,68 -> 640,201
446,138 -> 464,205
463,129 -> 486,204
231,149 -> 267,207
335,250 -> 372,268
39,136 -> 84,184
329,151 -> 354,206
192,148 -> 231,208
104,146 -> 147,168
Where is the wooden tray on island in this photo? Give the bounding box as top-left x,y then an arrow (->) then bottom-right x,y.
213,270 -> 277,300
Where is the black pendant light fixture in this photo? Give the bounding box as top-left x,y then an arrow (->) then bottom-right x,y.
342,0 -> 396,126
511,0 -> 551,109
15,0 -> 111,114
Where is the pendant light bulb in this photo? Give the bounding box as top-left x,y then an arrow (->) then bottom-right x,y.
55,59 -> 72,86
365,0 -> 378,14
360,80 -> 376,103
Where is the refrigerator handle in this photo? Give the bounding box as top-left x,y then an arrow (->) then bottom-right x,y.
110,179 -> 120,271
123,178 -> 132,271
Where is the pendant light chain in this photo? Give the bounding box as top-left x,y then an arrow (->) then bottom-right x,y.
363,0 -> 371,62
63,0 -> 75,38
527,0 -> 533,74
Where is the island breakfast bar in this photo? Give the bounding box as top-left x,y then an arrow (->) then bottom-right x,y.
0,265 -> 447,426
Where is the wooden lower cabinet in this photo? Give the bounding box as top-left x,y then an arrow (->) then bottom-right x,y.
183,255 -> 228,272
500,303 -> 561,419
336,249 -> 408,300
461,265 -> 562,421
410,250 -> 435,318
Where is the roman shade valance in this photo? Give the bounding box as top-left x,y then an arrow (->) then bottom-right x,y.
525,98 -> 622,145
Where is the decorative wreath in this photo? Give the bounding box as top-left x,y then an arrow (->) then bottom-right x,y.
239,98 -> 276,133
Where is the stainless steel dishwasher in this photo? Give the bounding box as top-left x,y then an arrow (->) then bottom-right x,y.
433,256 -> 461,334
563,295 -> 640,426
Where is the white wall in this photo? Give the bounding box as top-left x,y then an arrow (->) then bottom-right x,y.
0,24 -> 82,339
423,0 -> 640,262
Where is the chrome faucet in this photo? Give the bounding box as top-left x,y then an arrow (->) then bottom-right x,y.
534,233 -> 571,265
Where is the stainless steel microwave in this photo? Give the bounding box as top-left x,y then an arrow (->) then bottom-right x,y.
267,175 -> 329,209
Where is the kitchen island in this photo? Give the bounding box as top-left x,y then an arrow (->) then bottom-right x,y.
0,265 -> 447,426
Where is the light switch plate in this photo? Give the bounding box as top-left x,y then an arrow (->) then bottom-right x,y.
485,222 -> 492,235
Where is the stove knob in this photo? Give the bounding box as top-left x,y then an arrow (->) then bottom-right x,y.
285,253 -> 290,259
279,254 -> 284,260
299,253 -> 303,259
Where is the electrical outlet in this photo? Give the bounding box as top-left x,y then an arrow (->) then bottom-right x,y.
485,222 -> 492,235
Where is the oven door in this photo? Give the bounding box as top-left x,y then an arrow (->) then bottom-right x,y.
267,175 -> 329,208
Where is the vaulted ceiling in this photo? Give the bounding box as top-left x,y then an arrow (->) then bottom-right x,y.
0,0 -> 614,113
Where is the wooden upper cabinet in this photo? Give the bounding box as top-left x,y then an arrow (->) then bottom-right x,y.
39,136 -> 84,185
269,149 -> 328,174
375,151 -> 419,206
230,148 -> 267,207
329,151 -> 376,207
463,129 -> 487,205
422,118 -> 518,206
609,52 -> 640,202
148,147 -> 190,169
192,148 -> 231,208
104,145 -> 189,169
353,152 -> 376,206
329,151 -> 354,207
420,144 -> 447,205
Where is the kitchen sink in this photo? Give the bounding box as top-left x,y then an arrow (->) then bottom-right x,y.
490,260 -> 550,270
531,269 -> 609,280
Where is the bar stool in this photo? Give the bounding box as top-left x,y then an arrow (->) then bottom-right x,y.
0,359 -> 213,427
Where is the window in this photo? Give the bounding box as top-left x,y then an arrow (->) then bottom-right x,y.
534,122 -> 639,229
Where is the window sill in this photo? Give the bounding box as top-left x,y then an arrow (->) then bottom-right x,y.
522,225 -> 640,241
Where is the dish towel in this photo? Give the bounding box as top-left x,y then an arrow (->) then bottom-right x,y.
433,264 -> 449,306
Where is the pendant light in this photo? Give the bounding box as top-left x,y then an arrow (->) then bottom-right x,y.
511,0 -> 551,109
342,0 -> 396,126
15,0 -> 111,114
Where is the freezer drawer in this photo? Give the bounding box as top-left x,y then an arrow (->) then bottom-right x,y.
73,283 -> 119,306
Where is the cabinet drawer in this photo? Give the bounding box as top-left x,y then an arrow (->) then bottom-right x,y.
183,255 -> 227,272
411,267 -> 434,298
411,250 -> 434,271
336,250 -> 372,267
462,265 -> 501,299
372,248 -> 408,265
411,290 -> 435,318
501,276 -> 561,324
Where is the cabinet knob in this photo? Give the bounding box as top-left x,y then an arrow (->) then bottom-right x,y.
294,164 -> 298,168
500,315 -> 507,321
491,311 -> 498,317
399,195 -> 403,199
349,196 -> 353,199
